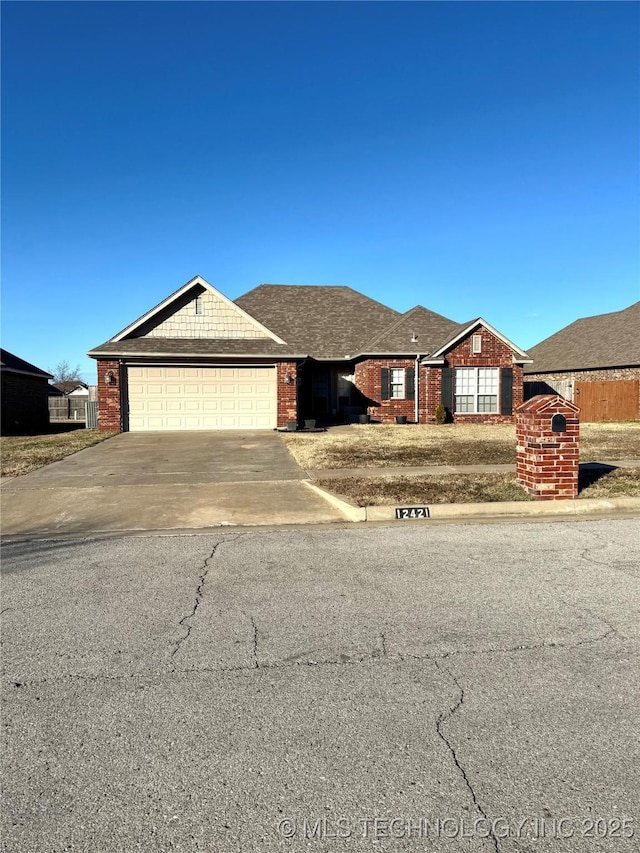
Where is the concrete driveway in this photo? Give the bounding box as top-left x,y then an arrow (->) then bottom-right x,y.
0,431 -> 345,536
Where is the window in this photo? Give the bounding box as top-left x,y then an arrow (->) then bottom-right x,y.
390,368 -> 405,399
381,366 -> 414,401
472,334 -> 482,354
455,367 -> 498,413
194,296 -> 203,315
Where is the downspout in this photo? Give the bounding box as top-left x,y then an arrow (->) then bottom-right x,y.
415,354 -> 421,424
118,359 -> 126,433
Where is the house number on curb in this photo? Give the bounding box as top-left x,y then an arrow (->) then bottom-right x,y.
395,507 -> 430,519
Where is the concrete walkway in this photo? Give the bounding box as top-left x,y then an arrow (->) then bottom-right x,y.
307,459 -> 640,480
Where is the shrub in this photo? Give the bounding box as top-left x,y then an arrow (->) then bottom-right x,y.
434,402 -> 446,425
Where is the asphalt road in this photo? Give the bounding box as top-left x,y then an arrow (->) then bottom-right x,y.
2,518 -> 639,852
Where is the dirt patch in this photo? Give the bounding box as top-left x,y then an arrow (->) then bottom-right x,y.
1,430 -> 117,478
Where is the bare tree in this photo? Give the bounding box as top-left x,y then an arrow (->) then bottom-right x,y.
50,360 -> 83,383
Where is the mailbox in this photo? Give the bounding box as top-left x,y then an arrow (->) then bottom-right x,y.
516,395 -> 580,500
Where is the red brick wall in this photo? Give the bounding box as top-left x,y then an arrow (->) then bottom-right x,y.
354,359 -> 419,422
97,360 -> 122,432
277,361 -> 298,427
525,367 -> 640,382
425,326 -> 524,424
354,328 -> 524,424
516,397 -> 579,500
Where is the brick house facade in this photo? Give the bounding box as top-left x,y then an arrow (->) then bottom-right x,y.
89,276 -> 531,432
1,349 -> 53,434
354,326 -> 524,424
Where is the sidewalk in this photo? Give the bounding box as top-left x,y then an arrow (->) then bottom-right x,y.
307,459 -> 640,480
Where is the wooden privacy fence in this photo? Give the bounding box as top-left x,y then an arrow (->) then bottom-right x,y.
574,379 -> 639,422
48,398 -> 88,421
524,379 -> 574,402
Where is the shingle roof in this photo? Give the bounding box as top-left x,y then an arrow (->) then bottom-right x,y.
524,301 -> 640,374
0,349 -> 52,378
52,381 -> 89,394
87,338 -> 304,358
361,305 -> 463,354
234,284 -> 399,359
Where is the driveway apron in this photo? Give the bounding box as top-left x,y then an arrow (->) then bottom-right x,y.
0,432 -> 345,536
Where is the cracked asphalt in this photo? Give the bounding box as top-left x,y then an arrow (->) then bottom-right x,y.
2,518 -> 639,852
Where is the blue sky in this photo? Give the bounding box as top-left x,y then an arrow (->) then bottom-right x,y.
2,1 -> 638,383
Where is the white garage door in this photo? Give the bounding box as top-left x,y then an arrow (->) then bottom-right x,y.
127,366 -> 277,431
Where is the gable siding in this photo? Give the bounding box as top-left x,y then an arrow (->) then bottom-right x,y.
143,288 -> 271,339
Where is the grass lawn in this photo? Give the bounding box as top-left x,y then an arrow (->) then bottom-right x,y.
314,467 -> 640,507
1,428 -> 117,478
281,421 -> 640,470
315,472 -> 533,506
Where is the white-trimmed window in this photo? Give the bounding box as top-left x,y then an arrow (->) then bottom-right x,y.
455,367 -> 498,413
194,296 -> 203,315
472,334 -> 482,354
390,368 -> 405,399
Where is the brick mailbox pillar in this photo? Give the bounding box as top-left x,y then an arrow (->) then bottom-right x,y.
516,395 -> 580,500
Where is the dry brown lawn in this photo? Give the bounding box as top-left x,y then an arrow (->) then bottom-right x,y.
1,429 -> 117,478
281,421 -> 640,470
578,466 -> 640,499
314,472 -> 533,506
314,466 -> 640,507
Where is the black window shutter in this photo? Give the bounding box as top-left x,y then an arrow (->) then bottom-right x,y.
405,367 -> 415,399
380,367 -> 390,400
501,367 -> 513,415
441,368 -> 454,413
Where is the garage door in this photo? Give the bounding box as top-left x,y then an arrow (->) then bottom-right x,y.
127,366 -> 277,430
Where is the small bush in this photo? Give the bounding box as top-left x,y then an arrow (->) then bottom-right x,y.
434,403 -> 446,425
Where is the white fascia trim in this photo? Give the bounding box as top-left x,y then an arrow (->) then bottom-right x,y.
514,356 -> 534,364
111,275 -> 286,344
88,351 -> 308,359
430,318 -> 531,360
420,358 -> 446,365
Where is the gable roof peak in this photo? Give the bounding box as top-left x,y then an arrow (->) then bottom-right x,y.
109,275 -> 285,345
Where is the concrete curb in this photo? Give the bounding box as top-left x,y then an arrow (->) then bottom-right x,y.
302,480 -> 366,522
307,481 -> 640,523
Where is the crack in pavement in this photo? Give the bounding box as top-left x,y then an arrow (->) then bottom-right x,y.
6,618 -> 627,689
433,658 -> 500,853
250,616 -> 259,669
170,546 -> 218,660
168,535 -> 247,663
579,546 -> 639,580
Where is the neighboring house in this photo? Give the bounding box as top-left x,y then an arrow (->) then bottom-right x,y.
524,302 -> 640,421
87,275 -> 531,432
52,381 -> 89,396
1,349 -> 53,434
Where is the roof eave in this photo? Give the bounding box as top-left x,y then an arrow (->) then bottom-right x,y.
87,350 -> 309,359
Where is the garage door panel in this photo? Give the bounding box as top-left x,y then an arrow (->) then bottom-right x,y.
127,366 -> 277,431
